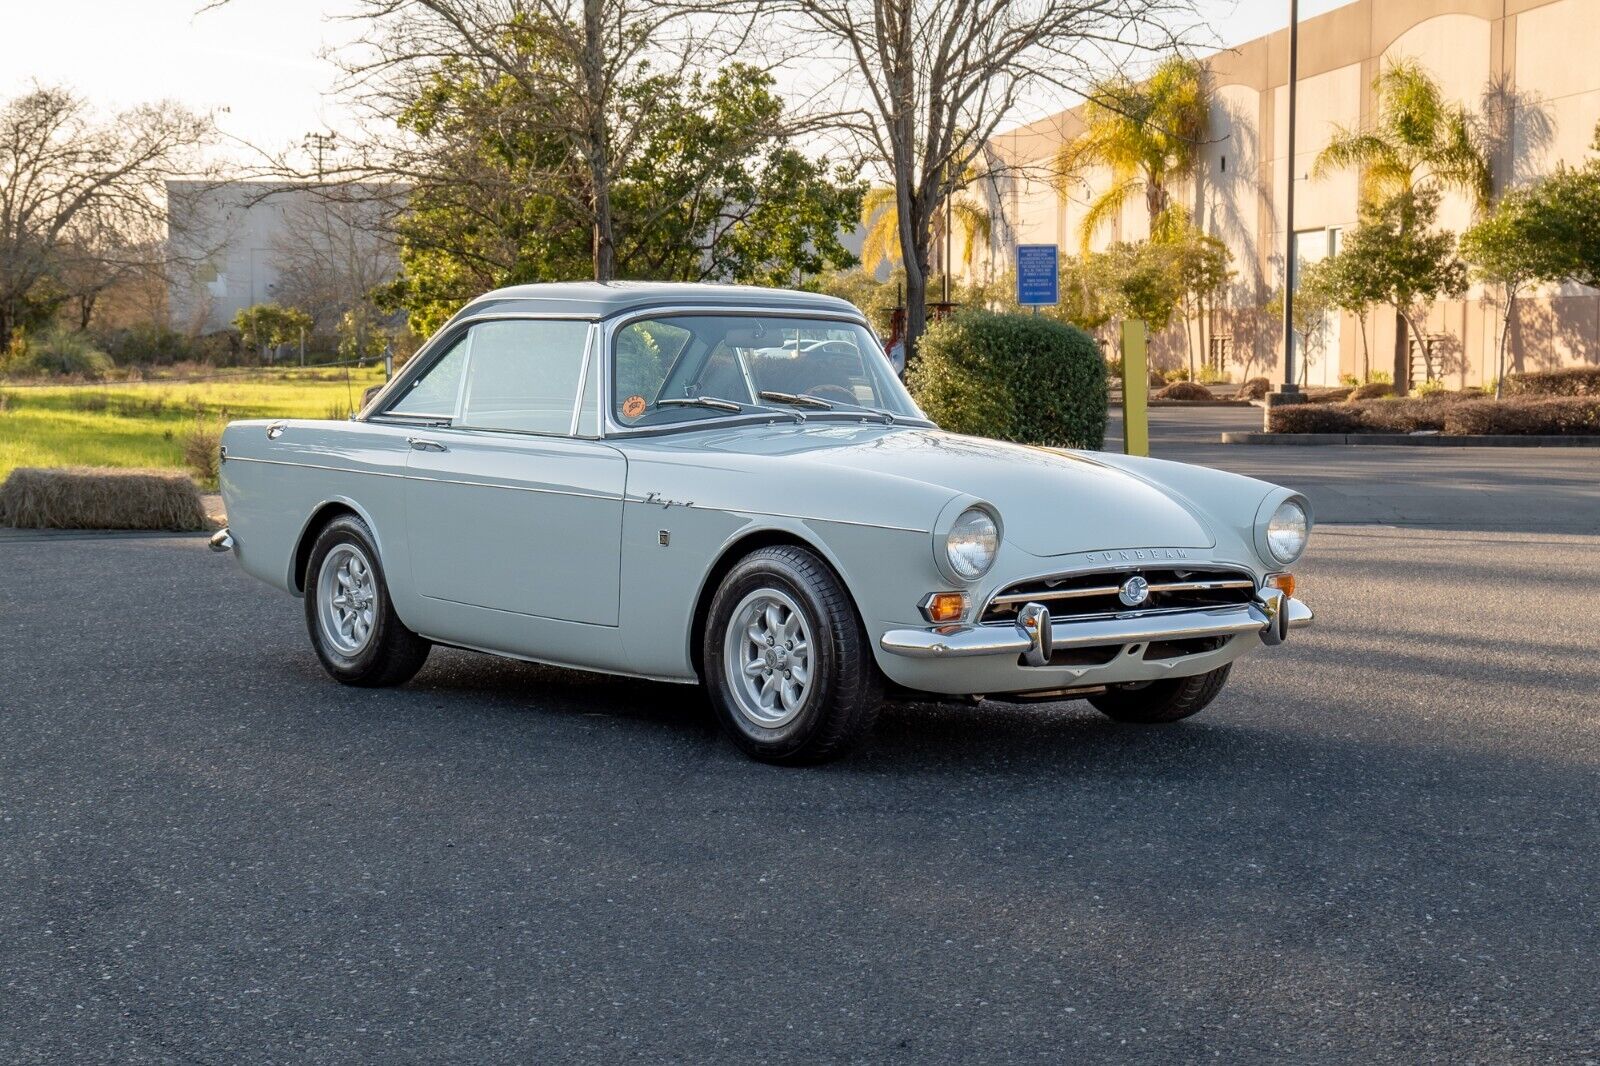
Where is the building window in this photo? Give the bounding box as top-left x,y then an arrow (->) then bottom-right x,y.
1207,335 -> 1232,374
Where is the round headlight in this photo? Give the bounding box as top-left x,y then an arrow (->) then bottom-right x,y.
1266,499 -> 1310,564
946,507 -> 999,580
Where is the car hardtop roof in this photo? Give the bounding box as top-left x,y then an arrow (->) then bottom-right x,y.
459,281 -> 864,322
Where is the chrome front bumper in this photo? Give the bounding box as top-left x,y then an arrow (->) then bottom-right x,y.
879,591 -> 1312,661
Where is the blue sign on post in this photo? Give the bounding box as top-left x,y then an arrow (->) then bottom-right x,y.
1016,244 -> 1060,306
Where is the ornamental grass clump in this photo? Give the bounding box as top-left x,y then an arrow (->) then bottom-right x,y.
907,310 -> 1107,449
1154,380 -> 1214,401
0,467 -> 209,531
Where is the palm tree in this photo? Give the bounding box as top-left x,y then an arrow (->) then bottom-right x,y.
1312,58 -> 1491,390
1313,58 -> 1491,209
1054,56 -> 1211,252
860,185 -> 993,281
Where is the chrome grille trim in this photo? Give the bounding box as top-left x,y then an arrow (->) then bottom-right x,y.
981,565 -> 1258,626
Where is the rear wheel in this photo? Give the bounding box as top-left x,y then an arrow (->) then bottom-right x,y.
704,545 -> 881,764
304,514 -> 430,687
1089,664 -> 1231,724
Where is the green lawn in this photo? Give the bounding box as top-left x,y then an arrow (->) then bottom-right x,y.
0,367 -> 390,483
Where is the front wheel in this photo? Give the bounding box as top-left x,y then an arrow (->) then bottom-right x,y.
1089,664 -> 1232,724
304,514 -> 431,687
704,545 -> 882,764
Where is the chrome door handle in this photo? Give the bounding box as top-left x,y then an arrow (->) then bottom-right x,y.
408,437 -> 448,452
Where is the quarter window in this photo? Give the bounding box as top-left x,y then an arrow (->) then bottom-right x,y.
388,334 -> 469,418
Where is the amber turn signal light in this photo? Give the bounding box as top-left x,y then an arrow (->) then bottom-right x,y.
921,592 -> 968,624
1266,572 -> 1296,599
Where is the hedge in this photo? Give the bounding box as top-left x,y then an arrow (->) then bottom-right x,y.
908,310 -> 1107,449
1503,366 -> 1600,398
1268,393 -> 1600,436
1240,377 -> 1272,400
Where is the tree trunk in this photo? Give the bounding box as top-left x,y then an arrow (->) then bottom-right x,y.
582,0 -> 615,281
1392,306 -> 1410,394
1496,286 -> 1517,399
1357,311 -> 1370,382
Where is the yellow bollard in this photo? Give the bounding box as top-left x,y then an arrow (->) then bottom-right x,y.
1121,319 -> 1150,457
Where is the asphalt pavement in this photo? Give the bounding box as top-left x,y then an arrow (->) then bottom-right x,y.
2,422 -> 1598,1063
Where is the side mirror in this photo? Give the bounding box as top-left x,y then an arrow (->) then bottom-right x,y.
361,384 -> 383,410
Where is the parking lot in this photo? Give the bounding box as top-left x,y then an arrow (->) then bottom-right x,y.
4,421 -> 1599,1062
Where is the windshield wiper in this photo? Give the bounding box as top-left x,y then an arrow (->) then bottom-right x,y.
656,395 -> 804,422
759,390 -> 833,409
658,395 -> 745,412
761,390 -> 895,424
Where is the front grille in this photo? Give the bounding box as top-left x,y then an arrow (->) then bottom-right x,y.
981,566 -> 1257,626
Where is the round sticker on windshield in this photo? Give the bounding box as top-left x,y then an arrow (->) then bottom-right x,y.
622,395 -> 647,419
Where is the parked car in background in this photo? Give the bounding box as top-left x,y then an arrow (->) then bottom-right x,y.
214,282 -> 1313,764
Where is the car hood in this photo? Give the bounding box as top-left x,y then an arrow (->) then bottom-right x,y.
670,423 -> 1215,557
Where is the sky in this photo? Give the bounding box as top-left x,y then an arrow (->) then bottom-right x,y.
2,0 -> 1356,167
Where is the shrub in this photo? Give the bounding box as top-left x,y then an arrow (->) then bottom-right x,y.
1339,373 -> 1360,387
1347,396 -> 1451,433
1155,380 -> 1214,401
1307,387 -> 1353,403
1267,404 -> 1361,433
1441,396 -> 1600,435
0,467 -> 209,531
1366,370 -> 1393,385
1503,366 -> 1600,398
5,329 -> 114,379
1346,382 -> 1395,401
1412,378 -> 1448,397
1196,365 -> 1230,385
1147,368 -> 1166,388
1163,367 -> 1191,383
1240,376 -> 1272,400
97,324 -> 199,367
182,417 -> 223,487
908,310 -> 1107,448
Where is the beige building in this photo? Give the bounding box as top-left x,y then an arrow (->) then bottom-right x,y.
986,0 -> 1600,387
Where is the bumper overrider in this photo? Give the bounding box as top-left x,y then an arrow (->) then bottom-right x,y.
879,587 -> 1311,662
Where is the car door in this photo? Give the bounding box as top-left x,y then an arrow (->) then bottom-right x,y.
399,317 -> 627,627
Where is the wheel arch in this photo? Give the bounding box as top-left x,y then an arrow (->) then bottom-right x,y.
686,524 -> 866,683
289,497 -> 384,595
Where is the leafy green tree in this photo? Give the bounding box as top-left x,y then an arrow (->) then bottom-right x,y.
1460,182 -> 1584,395
1161,218 -> 1233,378
1099,241 -> 1183,332
1312,58 -> 1489,390
1336,187 -> 1467,384
233,304 -> 314,360
383,47 -> 863,335
1265,262 -> 1337,386
1055,57 -> 1211,249
1308,246 -> 1386,382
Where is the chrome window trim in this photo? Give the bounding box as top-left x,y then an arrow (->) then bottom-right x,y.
361,310 -> 599,422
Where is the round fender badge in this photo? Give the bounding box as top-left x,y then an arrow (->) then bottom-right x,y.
622,395 -> 647,419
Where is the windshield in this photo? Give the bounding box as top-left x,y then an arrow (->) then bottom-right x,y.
611,313 -> 923,428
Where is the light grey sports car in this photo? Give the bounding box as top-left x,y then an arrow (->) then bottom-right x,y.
214,282 -> 1312,764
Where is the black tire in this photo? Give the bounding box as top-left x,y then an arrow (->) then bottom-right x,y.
303,513 -> 431,687
1089,664 -> 1232,724
704,545 -> 882,765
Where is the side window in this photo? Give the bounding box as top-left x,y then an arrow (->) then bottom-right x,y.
458,319 -> 592,434
388,334 -> 469,418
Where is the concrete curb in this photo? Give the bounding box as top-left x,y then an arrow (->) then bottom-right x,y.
1221,432 -> 1600,447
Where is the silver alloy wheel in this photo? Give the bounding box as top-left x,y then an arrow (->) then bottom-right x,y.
723,588 -> 815,729
316,543 -> 378,657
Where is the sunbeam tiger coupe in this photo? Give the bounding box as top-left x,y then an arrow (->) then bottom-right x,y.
214,282 -> 1313,764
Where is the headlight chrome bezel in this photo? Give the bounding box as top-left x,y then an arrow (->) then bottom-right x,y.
1258,495 -> 1312,566
932,498 -> 1002,585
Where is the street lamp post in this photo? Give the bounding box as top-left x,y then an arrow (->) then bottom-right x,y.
1278,0 -> 1301,396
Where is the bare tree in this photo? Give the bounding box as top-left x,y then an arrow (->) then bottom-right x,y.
270,185 -> 402,341
337,0 -> 726,281
0,86 -> 213,350
769,0 -> 1196,363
